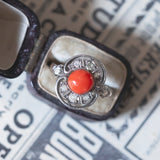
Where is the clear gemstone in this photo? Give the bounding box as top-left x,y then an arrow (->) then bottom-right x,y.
60,85 -> 68,92
82,94 -> 90,103
53,65 -> 63,76
94,72 -> 101,79
86,61 -> 96,71
74,60 -> 81,68
68,64 -> 75,70
69,93 -> 78,103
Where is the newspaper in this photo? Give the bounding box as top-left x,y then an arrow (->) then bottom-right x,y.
0,0 -> 160,159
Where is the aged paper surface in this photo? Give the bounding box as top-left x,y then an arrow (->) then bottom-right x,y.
0,0 -> 160,159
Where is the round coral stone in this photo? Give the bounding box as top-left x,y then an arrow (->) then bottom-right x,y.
68,69 -> 94,94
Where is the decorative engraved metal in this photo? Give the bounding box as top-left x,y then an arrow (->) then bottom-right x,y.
52,55 -> 112,109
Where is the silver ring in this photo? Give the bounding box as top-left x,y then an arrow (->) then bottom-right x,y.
51,55 -> 112,109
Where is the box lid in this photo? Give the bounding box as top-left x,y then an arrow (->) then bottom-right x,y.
0,0 -> 40,78
31,30 -> 132,120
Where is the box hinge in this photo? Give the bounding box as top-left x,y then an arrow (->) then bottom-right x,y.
25,34 -> 47,73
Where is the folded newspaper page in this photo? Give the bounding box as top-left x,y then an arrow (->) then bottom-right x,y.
0,0 -> 160,159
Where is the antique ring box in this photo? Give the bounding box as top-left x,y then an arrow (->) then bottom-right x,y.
0,0 -> 132,120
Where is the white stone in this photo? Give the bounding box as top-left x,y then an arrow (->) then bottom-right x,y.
69,93 -> 78,103
86,61 -> 96,71
82,94 -> 90,103
74,60 -> 81,68
60,85 -> 68,92
53,65 -> 63,76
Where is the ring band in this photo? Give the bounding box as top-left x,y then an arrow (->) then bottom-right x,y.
51,55 -> 112,109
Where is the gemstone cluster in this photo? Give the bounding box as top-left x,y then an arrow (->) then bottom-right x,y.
52,55 -> 111,108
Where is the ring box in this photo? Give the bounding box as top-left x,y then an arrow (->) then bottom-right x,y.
0,0 -> 132,120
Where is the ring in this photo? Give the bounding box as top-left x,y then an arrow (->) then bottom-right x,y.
51,55 -> 112,109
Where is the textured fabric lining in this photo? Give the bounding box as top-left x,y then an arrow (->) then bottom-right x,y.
0,1 -> 29,70
38,36 -> 127,115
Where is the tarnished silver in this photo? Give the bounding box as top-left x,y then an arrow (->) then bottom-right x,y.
51,55 -> 112,109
